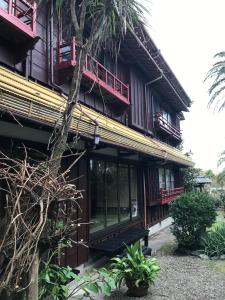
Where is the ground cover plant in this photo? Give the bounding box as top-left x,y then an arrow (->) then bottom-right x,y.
203,223 -> 225,258
110,241 -> 160,297
170,192 -> 216,250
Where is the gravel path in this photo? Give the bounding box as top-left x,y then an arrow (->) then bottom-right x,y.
107,255 -> 225,300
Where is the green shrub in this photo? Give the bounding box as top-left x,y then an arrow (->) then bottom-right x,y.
203,223 -> 225,257
170,192 -> 216,250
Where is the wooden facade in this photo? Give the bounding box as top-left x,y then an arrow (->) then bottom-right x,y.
0,1 -> 193,267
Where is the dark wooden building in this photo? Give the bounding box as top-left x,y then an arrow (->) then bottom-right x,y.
0,0 -> 194,267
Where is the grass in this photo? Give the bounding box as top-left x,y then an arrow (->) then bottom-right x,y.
208,260 -> 225,274
209,210 -> 225,231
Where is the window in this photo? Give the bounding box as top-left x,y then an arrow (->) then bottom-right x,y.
90,159 -> 138,233
159,168 -> 175,190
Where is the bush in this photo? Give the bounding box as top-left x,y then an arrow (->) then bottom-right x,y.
170,192 -> 216,250
203,223 -> 225,258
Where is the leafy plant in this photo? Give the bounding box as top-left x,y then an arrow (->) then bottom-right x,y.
39,263 -> 115,300
170,192 -> 216,250
39,241 -> 115,300
183,168 -> 201,192
203,223 -> 225,258
110,241 -> 160,289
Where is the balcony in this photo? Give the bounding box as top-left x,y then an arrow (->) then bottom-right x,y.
0,0 -> 37,41
56,37 -> 130,105
154,112 -> 181,141
159,187 -> 184,205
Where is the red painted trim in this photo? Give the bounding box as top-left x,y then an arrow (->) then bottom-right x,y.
159,187 -> 184,205
0,0 -> 37,39
56,37 -> 130,105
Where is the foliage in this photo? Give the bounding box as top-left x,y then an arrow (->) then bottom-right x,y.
205,51 -> 225,111
40,264 -> 115,300
0,151 -> 83,295
204,169 -> 216,180
203,223 -> 225,258
110,242 -> 160,289
183,168 -> 201,192
39,263 -> 115,300
39,242 -> 115,300
170,192 -> 217,250
217,170 -> 225,188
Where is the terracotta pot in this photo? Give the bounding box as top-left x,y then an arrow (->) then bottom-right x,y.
126,279 -> 149,297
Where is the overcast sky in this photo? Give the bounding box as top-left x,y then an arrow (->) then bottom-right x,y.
147,0 -> 225,173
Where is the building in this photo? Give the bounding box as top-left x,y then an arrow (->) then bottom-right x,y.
0,1 -> 193,267
194,176 -> 212,192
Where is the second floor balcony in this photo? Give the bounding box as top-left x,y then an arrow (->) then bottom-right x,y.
0,0 -> 37,40
154,112 -> 182,142
159,187 -> 184,205
56,37 -> 130,106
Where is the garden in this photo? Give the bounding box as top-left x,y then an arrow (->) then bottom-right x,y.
37,191 -> 225,299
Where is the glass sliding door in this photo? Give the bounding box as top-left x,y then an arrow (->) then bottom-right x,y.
105,162 -> 118,227
90,160 -> 105,233
130,166 -> 138,218
90,158 -> 139,234
118,164 -> 130,222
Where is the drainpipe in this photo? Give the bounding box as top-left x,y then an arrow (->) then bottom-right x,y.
49,0 -> 64,93
144,73 -> 163,135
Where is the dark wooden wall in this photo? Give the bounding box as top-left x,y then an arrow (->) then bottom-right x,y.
61,157 -> 89,267
0,3 -> 181,142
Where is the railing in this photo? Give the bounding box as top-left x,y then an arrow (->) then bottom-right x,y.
159,187 -> 184,205
0,0 -> 37,37
57,37 -> 130,105
154,112 -> 181,140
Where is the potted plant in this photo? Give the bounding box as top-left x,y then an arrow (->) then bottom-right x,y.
110,241 -> 160,297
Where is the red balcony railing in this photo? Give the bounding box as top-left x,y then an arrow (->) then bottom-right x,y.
154,112 -> 181,141
0,0 -> 37,39
56,37 -> 130,105
159,187 -> 184,205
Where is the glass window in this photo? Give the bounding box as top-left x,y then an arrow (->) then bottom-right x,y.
159,168 -> 165,189
0,0 -> 8,10
165,169 -> 171,189
90,159 -> 138,234
170,171 -> 175,189
90,160 -> 105,233
105,162 -> 118,227
119,164 -> 130,222
130,166 -> 138,218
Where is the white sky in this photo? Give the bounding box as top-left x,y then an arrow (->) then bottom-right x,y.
147,0 -> 225,173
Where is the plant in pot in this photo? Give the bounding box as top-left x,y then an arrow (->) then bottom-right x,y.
110,241 -> 160,297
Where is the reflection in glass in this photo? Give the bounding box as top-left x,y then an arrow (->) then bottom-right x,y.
90,160 -> 105,233
105,162 -> 118,227
130,166 -> 138,218
119,164 -> 130,222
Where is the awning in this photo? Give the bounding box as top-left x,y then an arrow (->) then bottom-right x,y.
0,66 -> 194,167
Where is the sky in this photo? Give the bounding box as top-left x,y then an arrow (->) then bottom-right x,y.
146,0 -> 225,173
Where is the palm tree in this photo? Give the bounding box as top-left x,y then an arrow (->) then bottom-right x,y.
205,51 -> 225,111
38,0 -> 148,172
27,1 -> 149,299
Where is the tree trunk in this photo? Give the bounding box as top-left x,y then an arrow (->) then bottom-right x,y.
27,251 -> 39,300
50,46 -> 87,172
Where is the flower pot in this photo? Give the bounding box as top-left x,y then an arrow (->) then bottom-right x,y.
126,280 -> 149,297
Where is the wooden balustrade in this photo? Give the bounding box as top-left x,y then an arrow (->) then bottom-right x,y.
0,0 -> 37,38
159,187 -> 184,205
57,37 -> 130,105
154,112 -> 181,141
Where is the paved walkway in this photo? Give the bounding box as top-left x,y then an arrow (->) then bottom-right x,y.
149,225 -> 175,254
